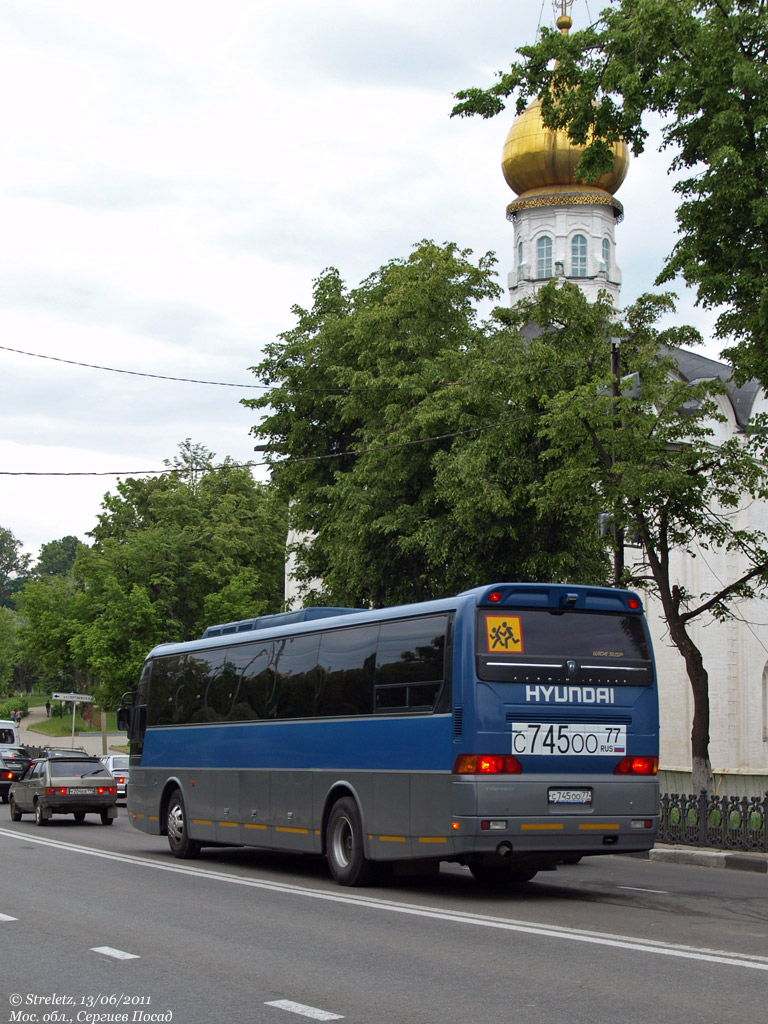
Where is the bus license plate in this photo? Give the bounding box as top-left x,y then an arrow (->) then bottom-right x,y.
511,722 -> 627,756
549,789 -> 592,805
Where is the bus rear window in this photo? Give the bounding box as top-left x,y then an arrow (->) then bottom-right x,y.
476,609 -> 652,685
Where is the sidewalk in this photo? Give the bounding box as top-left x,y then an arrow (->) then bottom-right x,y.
17,705 -> 126,757
645,845 -> 767,874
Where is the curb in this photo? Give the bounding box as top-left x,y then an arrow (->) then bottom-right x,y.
646,845 -> 768,873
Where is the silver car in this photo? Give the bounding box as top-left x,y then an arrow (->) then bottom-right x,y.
99,754 -> 129,800
9,756 -> 118,826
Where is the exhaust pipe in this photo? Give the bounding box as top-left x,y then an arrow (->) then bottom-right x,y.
496,841 -> 514,857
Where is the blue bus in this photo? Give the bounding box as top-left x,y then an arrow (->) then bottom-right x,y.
118,582 -> 659,887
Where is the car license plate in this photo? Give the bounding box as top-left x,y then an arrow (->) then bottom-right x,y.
548,789 -> 592,805
511,722 -> 627,756
77,788 -> 96,795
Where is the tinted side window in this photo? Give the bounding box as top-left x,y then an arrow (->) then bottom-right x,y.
225,641 -> 275,719
273,633 -> 321,719
316,625 -> 378,717
374,615 -> 447,712
147,655 -> 187,726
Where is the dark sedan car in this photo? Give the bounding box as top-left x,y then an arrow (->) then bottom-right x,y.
9,755 -> 118,826
0,746 -> 32,803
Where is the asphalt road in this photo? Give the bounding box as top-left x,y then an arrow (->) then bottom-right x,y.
1,812 -> 766,1024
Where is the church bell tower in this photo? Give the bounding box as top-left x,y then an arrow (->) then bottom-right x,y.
502,3 -> 629,306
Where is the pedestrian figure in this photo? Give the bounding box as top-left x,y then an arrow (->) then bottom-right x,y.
45,700 -> 51,718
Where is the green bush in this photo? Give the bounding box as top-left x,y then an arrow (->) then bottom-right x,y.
0,697 -> 28,719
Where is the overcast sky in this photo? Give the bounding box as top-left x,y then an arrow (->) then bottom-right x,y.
0,0 -> 720,559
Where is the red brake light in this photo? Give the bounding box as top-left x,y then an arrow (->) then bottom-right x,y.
487,591 -> 502,603
453,754 -> 523,775
627,597 -> 641,610
613,755 -> 658,776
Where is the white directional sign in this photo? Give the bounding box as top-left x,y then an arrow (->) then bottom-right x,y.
52,692 -> 93,703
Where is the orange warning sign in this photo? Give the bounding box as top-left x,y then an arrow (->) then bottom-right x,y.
485,615 -> 523,653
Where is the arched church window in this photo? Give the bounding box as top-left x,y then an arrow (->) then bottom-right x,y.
571,234 -> 587,278
536,236 -> 552,279
517,240 -> 524,275
602,237 -> 611,270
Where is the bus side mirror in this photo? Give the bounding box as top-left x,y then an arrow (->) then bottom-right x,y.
116,707 -> 131,733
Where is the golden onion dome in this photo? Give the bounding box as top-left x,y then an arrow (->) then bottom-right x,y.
501,96 -> 629,198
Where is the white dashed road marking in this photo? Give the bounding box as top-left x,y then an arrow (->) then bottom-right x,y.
91,945 -> 141,960
265,1000 -> 343,1020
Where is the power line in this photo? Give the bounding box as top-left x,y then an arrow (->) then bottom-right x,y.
0,343 -> 592,395
0,344 -> 264,389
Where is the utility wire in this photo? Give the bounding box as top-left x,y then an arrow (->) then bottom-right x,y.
0,343 -> 594,395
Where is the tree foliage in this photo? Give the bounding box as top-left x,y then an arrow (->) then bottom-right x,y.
246,241 -> 610,607
17,445 -> 288,708
0,526 -> 31,609
452,0 -> 768,385
508,281 -> 768,789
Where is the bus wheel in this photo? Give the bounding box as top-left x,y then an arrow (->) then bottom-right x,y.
469,863 -> 538,887
166,789 -> 201,860
326,797 -> 373,887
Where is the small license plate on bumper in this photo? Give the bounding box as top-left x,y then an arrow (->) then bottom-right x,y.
548,789 -> 592,805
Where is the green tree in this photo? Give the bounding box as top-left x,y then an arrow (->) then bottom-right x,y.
32,536 -> 85,578
18,444 -> 288,709
246,240 -> 609,607
0,526 -> 31,609
0,607 -> 16,696
452,0 -> 768,385
504,281 -> 768,790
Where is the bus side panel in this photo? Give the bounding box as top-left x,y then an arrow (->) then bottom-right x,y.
271,770 -> 315,851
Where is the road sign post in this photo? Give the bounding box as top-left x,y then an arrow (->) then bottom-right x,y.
51,692 -> 94,748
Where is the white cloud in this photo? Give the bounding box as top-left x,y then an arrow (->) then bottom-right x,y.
0,0 -> 724,557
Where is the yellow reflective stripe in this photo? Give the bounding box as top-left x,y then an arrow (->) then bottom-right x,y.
192,819 -> 213,826
521,823 -> 564,831
275,826 -> 309,835
218,821 -> 238,828
579,823 -> 620,830
244,823 -> 267,830
417,837 -> 447,844
379,835 -> 406,843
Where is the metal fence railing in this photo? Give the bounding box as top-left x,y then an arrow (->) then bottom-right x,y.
658,790 -> 768,852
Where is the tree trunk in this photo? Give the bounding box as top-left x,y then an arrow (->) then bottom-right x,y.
665,615 -> 714,792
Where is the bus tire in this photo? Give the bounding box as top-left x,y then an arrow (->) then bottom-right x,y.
326,796 -> 373,887
166,789 -> 201,859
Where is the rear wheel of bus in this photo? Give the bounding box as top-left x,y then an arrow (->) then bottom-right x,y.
326,796 -> 373,886
166,788 -> 201,859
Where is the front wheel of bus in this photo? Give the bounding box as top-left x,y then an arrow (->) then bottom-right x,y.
166,789 -> 201,860
326,797 -> 373,887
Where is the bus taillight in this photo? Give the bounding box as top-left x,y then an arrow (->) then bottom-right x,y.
453,754 -> 523,775
613,755 -> 658,776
